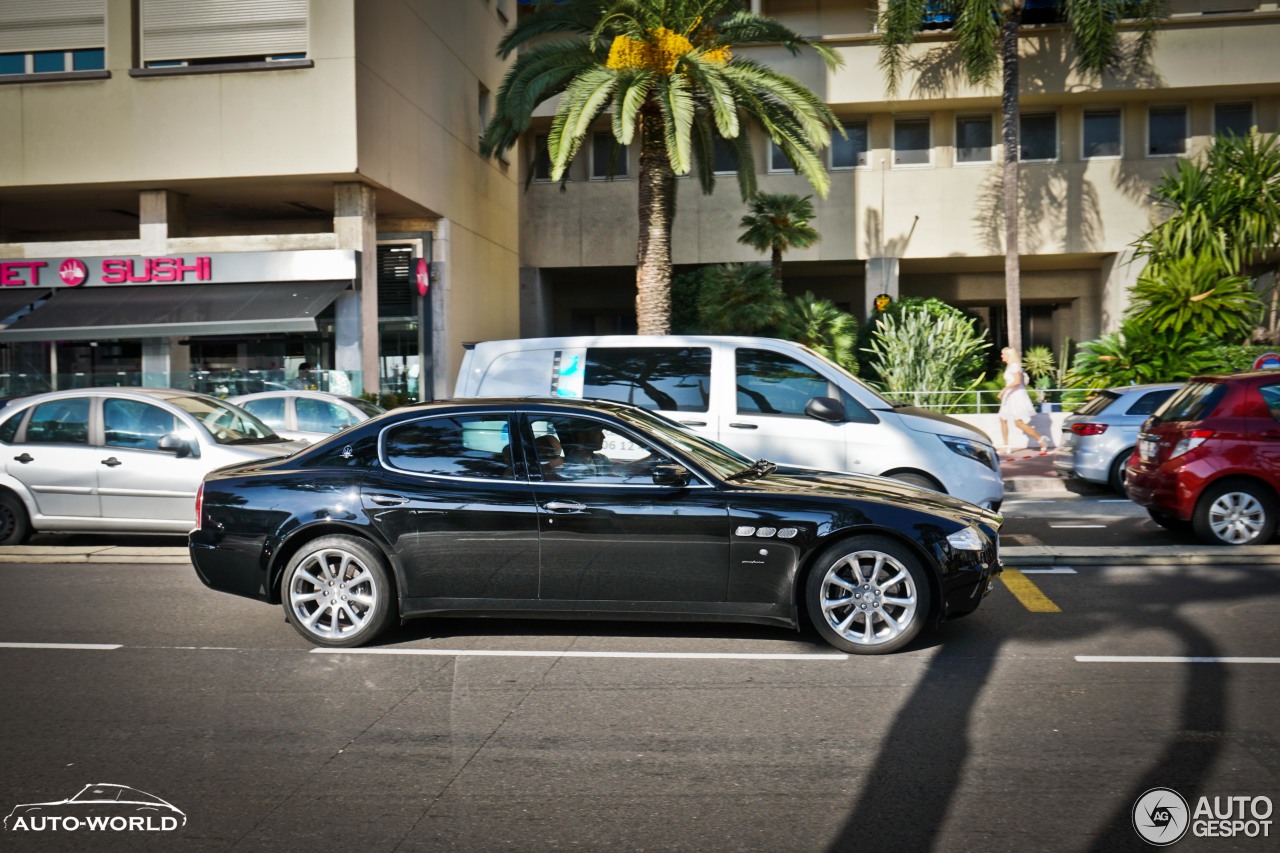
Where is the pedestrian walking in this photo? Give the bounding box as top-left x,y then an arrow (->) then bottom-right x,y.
997,346 -> 1050,455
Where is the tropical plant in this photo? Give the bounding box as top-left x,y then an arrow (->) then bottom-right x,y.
862,307 -> 991,411
694,263 -> 785,334
878,0 -> 1166,354
1021,345 -> 1056,381
480,0 -> 842,334
1064,321 -> 1222,390
776,292 -> 859,372
1127,251 -> 1262,343
738,193 -> 821,285
857,296 -> 987,384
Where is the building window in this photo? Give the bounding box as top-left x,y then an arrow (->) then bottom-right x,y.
1148,105 -> 1187,157
1083,108 -> 1122,159
531,134 -> 553,181
769,141 -> 793,173
955,114 -> 993,164
893,117 -> 931,166
712,137 -> 737,175
0,0 -> 107,76
140,0 -> 308,67
831,120 -> 869,169
591,132 -> 628,179
1019,112 -> 1058,162
1214,102 -> 1254,138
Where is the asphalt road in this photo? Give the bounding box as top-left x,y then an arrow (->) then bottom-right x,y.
2,557 -> 1278,852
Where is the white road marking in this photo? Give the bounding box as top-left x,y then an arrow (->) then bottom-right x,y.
1049,524 -> 1107,528
1019,567 -> 1078,574
1077,656 -> 1280,664
0,642 -> 121,650
312,648 -> 848,661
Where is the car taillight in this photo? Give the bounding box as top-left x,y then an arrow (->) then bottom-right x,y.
1070,423 -> 1108,436
1171,429 -> 1215,458
195,482 -> 204,528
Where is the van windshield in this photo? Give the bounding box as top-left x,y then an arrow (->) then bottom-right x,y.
1148,381 -> 1225,425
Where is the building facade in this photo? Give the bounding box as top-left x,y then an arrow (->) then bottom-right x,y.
517,0 -> 1280,356
0,0 -> 521,398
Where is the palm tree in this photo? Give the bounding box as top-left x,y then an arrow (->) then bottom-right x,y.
878,0 -> 1167,353
738,193 -> 821,285
479,0 -> 842,334
776,291 -> 859,371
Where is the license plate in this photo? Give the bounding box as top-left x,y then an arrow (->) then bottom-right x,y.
1139,437 -> 1157,461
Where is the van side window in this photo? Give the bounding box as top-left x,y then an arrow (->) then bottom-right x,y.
735,349 -> 829,417
583,347 -> 711,412
478,349 -> 558,397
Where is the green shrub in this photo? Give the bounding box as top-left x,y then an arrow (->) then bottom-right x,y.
858,296 -> 988,385
776,292 -> 859,372
694,263 -> 786,335
863,307 -> 991,411
1065,322 -> 1222,390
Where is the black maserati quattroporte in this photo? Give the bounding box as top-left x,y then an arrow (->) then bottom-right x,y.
191,398 -> 1002,654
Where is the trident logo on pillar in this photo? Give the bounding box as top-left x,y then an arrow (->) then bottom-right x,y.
415,259 -> 430,297
58,259 -> 88,287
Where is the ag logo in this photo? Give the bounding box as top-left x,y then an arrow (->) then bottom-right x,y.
1133,787 -> 1189,845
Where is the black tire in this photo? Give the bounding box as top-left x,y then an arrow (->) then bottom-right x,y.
1147,509 -> 1190,532
1108,450 -> 1133,496
1192,481 -> 1277,546
888,472 -> 943,493
282,535 -> 394,647
0,491 -> 31,545
805,535 -> 933,655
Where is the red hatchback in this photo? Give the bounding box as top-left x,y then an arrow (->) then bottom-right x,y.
1127,371 -> 1280,546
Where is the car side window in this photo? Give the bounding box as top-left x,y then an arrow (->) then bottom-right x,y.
24,398 -> 91,445
583,347 -> 711,412
1259,384 -> 1280,422
737,348 -> 861,419
1126,389 -> 1175,417
297,398 -> 358,433
241,397 -> 286,429
383,415 -> 518,480
104,399 -> 178,451
528,415 -> 672,485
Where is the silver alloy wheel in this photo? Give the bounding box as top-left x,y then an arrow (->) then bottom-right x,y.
1207,490 -> 1267,544
818,549 -> 918,647
288,547 -> 380,641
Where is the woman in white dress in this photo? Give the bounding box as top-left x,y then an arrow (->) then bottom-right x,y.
997,347 -> 1050,455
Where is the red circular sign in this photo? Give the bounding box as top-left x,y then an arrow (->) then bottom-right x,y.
59,258 -> 88,286
415,259 -> 430,297
1254,352 -> 1280,370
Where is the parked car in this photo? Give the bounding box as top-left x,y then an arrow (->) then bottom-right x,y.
1127,371 -> 1280,545
190,397 -> 1003,654
455,335 -> 1003,509
0,387 -> 305,544
1052,383 -> 1181,493
228,390 -> 384,442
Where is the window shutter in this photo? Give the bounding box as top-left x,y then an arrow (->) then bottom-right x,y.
141,0 -> 308,64
0,0 -> 105,53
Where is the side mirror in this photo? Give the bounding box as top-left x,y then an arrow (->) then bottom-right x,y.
158,432 -> 194,458
652,463 -> 691,487
805,396 -> 846,423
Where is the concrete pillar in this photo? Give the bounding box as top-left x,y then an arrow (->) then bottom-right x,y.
334,183 -> 378,393
864,257 -> 899,322
141,338 -> 170,388
139,190 -> 184,254
520,266 -> 552,337
1100,249 -> 1140,334
430,219 -> 451,400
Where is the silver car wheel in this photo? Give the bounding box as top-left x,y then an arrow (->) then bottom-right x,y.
288,547 -> 380,641
1207,491 -> 1266,545
818,549 -> 918,647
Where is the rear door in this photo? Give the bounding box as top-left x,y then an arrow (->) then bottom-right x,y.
5,397 -> 100,518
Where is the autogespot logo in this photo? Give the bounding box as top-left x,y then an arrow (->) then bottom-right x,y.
1134,787 -> 1190,846
4,783 -> 186,833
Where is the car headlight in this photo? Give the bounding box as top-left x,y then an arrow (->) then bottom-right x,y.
939,435 -> 998,471
946,526 -> 984,551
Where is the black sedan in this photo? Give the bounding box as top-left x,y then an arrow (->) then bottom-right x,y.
191,398 -> 1002,654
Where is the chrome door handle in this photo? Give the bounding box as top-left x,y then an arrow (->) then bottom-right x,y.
368,494 -> 408,506
13,453 -> 33,464
728,423 -> 758,430
680,420 -> 708,427
543,501 -> 585,513
101,457 -> 122,467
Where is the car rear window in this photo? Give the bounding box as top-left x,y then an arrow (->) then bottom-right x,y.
1149,381 -> 1226,424
1125,388 -> 1176,417
1074,391 -> 1118,417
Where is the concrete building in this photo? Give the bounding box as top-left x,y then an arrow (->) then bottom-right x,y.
517,0 -> 1280,356
0,0 -> 521,398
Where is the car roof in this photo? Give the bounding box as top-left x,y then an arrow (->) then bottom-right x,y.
229,390 -> 354,402
465,334 -> 805,350
1,386 -> 212,405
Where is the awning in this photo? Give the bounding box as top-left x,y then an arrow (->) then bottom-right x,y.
0,288 -> 52,326
0,282 -> 350,342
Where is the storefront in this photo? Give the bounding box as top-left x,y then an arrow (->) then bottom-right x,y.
0,249 -> 366,397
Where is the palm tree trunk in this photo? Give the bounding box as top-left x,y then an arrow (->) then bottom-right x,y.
1001,6 -> 1024,355
636,111 -> 676,335
771,247 -> 783,287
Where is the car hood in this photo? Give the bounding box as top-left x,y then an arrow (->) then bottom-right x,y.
738,465 -> 1002,528
893,406 -> 992,443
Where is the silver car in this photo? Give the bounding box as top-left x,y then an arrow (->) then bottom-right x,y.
1052,383 -> 1181,493
227,390 -> 384,442
0,387 -> 305,544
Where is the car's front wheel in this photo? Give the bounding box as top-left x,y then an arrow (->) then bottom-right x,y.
282,535 -> 394,647
805,536 -> 932,655
1192,481 -> 1277,546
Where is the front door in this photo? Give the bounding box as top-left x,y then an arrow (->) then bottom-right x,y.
524,413 -> 729,605
96,397 -> 205,522
6,397 -> 100,518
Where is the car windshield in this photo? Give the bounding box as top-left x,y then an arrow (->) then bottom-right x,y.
616,406 -> 759,480
168,396 -> 280,443
346,397 -> 385,417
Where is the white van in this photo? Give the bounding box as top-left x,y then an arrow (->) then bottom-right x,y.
455,335 -> 1003,509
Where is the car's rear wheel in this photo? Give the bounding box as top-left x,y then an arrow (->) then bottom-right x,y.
0,492 -> 31,545
282,536 -> 393,647
1147,509 -> 1191,532
1192,481 -> 1277,546
1108,450 -> 1133,495
805,536 -> 932,655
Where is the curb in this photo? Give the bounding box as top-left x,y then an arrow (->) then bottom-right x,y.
1002,545 -> 1280,567
0,546 -> 190,565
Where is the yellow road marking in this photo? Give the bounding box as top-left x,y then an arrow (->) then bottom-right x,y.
1001,568 -> 1062,613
